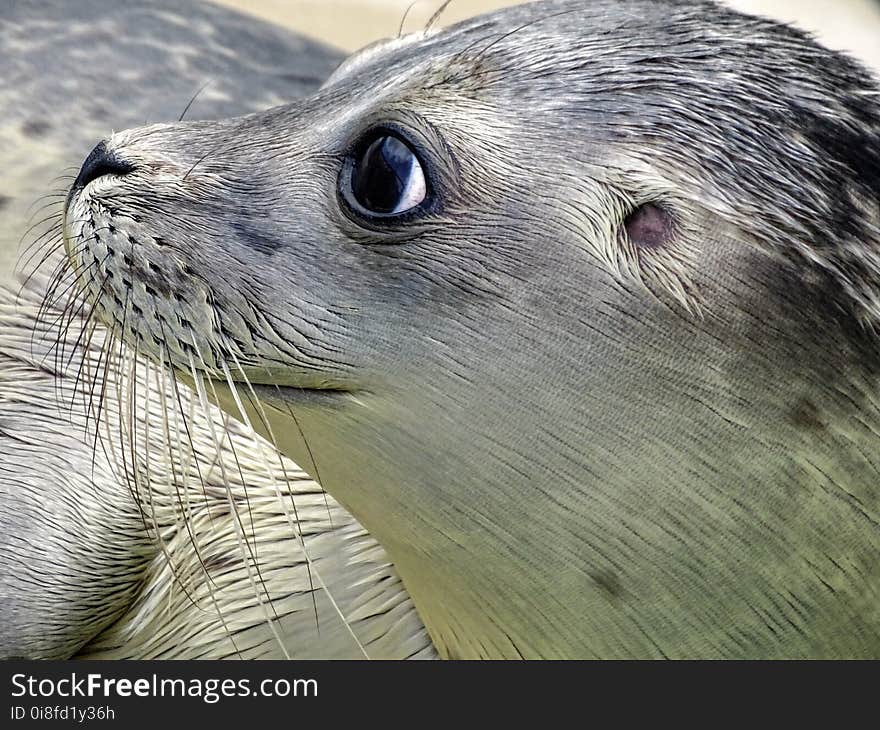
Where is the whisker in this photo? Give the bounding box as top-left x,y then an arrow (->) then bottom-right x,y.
225,354 -> 369,658
155,346 -> 218,595
425,0 -> 454,31
17,211 -> 66,251
398,0 -> 421,37
156,317 -> 219,531
178,80 -> 214,122
187,350 -> 290,659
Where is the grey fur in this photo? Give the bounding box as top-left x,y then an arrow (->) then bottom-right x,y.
63,0 -> 880,658
1,0 -> 433,659
1,280 -> 432,659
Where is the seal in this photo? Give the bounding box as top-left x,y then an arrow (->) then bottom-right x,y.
62,0 -> 880,659
1,279 -> 431,660
0,0 -> 344,273
1,0 -> 431,660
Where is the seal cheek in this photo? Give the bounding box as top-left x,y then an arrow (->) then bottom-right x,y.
624,203 -> 675,250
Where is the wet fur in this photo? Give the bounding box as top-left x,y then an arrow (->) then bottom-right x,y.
0,0 -> 430,660
14,0 -> 880,658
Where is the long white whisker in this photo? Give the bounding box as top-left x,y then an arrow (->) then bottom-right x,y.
225,354 -> 370,660
186,350 -> 290,659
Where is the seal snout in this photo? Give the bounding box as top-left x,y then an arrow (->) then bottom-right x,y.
73,140 -> 135,190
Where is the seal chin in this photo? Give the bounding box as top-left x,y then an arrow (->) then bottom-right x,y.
250,383 -> 355,409
220,365 -> 357,395
209,375 -> 356,410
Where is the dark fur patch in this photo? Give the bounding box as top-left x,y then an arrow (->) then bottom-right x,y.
20,119 -> 51,138
230,221 -> 282,254
788,398 -> 826,432
796,107 -> 880,249
589,568 -> 623,598
624,203 -> 675,249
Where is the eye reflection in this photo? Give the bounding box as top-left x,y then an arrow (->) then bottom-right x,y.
349,134 -> 427,216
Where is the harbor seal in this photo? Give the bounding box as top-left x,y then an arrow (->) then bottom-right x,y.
62,0 -> 880,659
1,279 -> 431,659
1,0 -> 431,659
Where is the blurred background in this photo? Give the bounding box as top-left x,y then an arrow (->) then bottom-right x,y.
212,0 -> 880,71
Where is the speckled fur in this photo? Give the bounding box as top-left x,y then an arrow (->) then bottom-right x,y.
1,0 -> 432,660
62,0 -> 880,658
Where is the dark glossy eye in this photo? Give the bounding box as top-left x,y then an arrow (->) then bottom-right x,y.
349,134 -> 427,216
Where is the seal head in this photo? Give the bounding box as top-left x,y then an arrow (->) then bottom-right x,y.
64,0 -> 880,657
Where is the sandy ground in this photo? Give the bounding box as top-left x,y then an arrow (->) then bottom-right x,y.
210,0 -> 880,71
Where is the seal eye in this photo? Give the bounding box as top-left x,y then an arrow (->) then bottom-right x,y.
349,134 -> 427,216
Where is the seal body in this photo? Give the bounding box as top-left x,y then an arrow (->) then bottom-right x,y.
63,0 -> 880,659
1,280 -> 432,659
1,0 -> 431,660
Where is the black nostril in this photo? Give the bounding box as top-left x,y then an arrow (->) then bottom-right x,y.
73,140 -> 135,190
